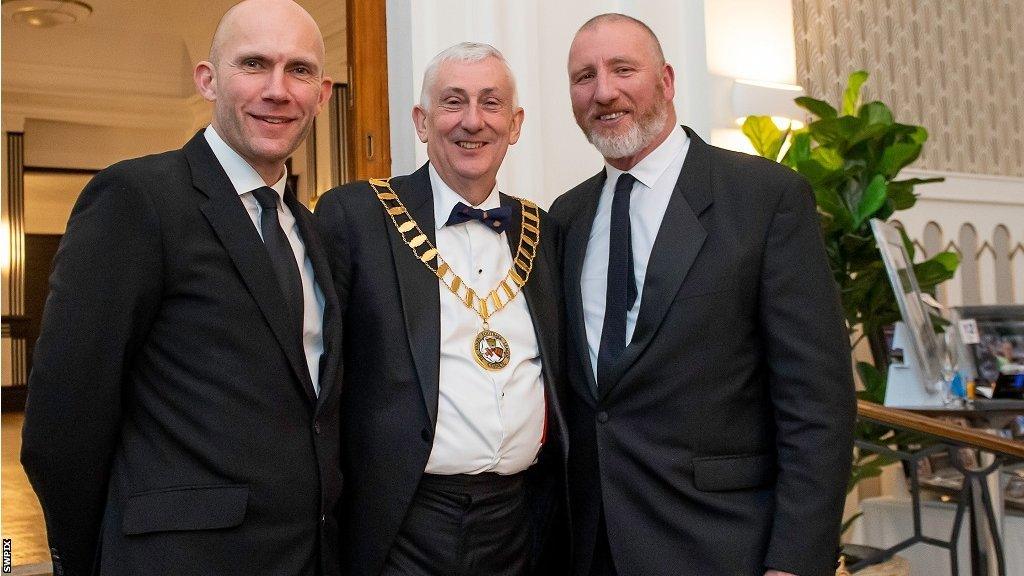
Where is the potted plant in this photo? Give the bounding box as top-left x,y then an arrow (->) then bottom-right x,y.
741,71 -> 960,532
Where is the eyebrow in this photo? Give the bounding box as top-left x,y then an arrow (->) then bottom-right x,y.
233,52 -> 321,73
437,87 -> 505,99
288,57 -> 321,73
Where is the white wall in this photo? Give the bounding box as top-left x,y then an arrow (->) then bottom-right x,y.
387,0 -> 722,208
24,120 -> 187,171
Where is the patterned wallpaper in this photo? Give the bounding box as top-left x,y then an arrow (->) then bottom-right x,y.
792,0 -> 1024,178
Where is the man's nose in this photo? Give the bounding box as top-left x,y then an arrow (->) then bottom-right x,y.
460,103 -> 484,132
262,68 -> 290,102
593,71 -> 619,104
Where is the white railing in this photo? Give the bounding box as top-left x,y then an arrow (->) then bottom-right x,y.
894,170 -> 1024,307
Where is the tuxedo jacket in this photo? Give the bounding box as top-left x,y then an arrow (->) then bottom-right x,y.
548,128 -> 856,576
21,133 -> 343,576
315,163 -> 569,576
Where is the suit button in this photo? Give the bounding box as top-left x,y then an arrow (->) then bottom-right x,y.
320,513 -> 326,526
313,420 -> 321,435
597,411 -> 609,423
421,428 -> 431,443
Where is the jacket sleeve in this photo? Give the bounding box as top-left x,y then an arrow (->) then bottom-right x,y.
20,168 -> 163,576
313,185 -> 356,310
758,176 -> 856,576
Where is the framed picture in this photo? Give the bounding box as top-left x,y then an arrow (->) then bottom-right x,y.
870,219 -> 944,389
953,305 -> 1024,386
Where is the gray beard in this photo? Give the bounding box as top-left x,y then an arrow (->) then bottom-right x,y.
585,105 -> 669,159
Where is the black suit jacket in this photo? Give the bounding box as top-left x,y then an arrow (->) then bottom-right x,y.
315,163 -> 569,576
549,128 -> 856,576
21,133 -> 344,576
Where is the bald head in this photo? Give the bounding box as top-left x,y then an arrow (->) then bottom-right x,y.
575,13 -> 665,65
194,0 -> 332,184
210,0 -> 325,67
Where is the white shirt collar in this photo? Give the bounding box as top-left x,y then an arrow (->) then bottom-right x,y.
604,124 -> 689,189
204,125 -> 288,198
428,163 -> 501,230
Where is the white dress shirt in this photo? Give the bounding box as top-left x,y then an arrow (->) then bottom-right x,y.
424,164 -> 545,475
204,126 -> 326,394
581,125 -> 690,379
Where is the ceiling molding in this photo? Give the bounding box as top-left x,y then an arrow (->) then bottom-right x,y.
3,90 -> 194,131
3,61 -> 190,100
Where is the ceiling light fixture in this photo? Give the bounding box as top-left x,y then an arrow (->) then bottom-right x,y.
1,0 -> 92,28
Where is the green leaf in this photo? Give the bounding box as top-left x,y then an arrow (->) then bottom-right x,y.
742,116 -> 785,160
853,175 -> 887,227
913,252 -> 960,289
898,226 -> 916,261
808,116 -> 864,147
930,251 -> 960,270
813,185 -> 852,230
886,180 -> 918,210
885,177 -> 943,211
810,146 -> 844,171
858,101 -> 894,126
782,131 -> 812,168
906,125 -> 929,144
798,158 -> 843,187
880,142 -> 923,178
842,70 -> 870,116
857,362 -> 886,404
848,123 -> 892,148
795,96 -> 837,119
891,177 -> 944,186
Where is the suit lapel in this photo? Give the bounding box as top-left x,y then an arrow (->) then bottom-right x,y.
502,194 -> 569,459
186,134 -> 317,403
599,127 -> 713,399
501,194 -> 558,396
564,172 -> 606,400
285,190 -> 341,409
386,164 -> 442,426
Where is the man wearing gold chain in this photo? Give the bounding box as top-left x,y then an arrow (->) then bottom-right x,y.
315,43 -> 569,576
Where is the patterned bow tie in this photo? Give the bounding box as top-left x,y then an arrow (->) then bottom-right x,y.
444,202 -> 514,234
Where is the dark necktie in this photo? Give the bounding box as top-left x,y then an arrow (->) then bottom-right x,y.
252,186 -> 304,335
596,172 -> 637,388
445,202 -> 514,234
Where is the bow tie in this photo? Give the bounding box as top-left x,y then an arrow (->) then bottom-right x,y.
444,202 -> 514,234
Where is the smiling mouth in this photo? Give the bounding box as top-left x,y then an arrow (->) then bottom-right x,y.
597,111 -> 629,121
457,141 -> 485,149
252,114 -> 293,125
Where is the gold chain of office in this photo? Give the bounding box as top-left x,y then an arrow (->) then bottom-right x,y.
369,177 -> 541,371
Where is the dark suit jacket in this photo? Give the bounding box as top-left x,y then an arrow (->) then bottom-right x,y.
548,128 -> 856,576
315,163 -> 570,576
21,132 -> 343,576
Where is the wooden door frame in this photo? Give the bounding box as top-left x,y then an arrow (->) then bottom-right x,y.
345,0 -> 392,180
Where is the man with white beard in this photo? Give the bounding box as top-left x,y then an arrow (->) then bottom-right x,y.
549,13 -> 856,576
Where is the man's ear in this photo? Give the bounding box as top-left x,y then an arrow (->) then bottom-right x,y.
661,62 -> 676,101
316,76 -> 333,114
412,106 -> 429,143
194,61 -> 217,102
508,107 -> 525,145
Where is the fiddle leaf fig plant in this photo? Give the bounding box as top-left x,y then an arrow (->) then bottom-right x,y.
742,70 -> 959,377
742,71 -> 959,517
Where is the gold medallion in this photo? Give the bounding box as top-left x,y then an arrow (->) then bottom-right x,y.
474,328 -> 511,371
369,177 -> 541,372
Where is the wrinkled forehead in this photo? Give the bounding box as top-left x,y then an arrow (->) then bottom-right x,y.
568,21 -> 661,70
431,58 -> 515,98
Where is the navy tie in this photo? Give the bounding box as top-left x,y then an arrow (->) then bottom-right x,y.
596,172 -> 637,388
252,186 -> 304,335
445,202 -> 514,234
